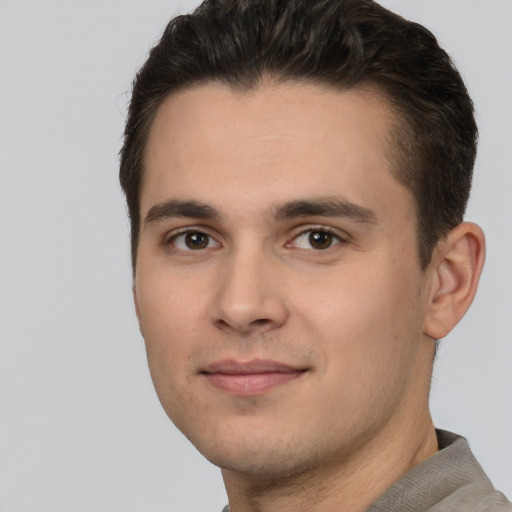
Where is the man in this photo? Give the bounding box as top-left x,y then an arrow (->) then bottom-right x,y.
119,0 -> 511,510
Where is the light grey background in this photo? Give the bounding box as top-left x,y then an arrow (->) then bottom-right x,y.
1,1 -> 510,510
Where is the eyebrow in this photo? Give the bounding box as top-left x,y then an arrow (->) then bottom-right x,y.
143,196 -> 377,227
272,197 -> 378,224
144,199 -> 220,225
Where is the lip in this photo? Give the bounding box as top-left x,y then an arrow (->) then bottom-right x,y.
201,358 -> 307,396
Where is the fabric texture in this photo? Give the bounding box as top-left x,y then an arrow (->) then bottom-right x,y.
221,430 -> 511,511
366,430 -> 511,511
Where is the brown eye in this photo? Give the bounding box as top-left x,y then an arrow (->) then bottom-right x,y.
171,231 -> 218,251
308,231 -> 333,249
291,229 -> 342,250
185,232 -> 209,249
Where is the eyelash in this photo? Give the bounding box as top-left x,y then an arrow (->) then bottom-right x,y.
166,228 -> 220,251
287,226 -> 346,250
165,226 -> 347,252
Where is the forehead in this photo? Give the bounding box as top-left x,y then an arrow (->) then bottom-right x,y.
142,81 -> 410,222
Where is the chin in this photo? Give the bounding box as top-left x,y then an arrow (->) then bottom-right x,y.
208,451 -> 317,479
192,429 -> 325,479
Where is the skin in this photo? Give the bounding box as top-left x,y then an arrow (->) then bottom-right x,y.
133,82 -> 485,512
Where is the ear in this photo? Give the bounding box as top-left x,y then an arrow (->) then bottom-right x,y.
132,284 -> 145,337
423,222 -> 485,340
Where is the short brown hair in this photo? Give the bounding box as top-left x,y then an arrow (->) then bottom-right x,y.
120,0 -> 477,270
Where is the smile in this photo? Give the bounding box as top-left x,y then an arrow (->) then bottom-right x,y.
201,359 -> 307,396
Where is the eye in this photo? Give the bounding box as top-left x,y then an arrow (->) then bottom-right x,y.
290,229 -> 343,250
170,231 -> 219,251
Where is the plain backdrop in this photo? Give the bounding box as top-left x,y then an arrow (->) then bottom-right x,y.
1,1 -> 511,510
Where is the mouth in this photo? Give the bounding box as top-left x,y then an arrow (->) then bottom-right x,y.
200,359 -> 307,396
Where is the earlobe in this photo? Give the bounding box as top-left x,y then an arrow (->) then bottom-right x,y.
424,222 -> 485,340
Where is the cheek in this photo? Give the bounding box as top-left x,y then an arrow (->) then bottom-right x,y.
302,258 -> 424,374
135,272 -> 207,386
136,287 -> 200,424
135,273 -> 223,437
137,267 -> 207,336
316,269 -> 424,424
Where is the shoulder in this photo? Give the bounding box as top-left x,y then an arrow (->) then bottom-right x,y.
366,430 -> 512,512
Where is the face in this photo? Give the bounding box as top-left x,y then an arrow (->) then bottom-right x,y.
134,82 -> 435,479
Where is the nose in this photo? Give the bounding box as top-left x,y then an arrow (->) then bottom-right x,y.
210,245 -> 289,334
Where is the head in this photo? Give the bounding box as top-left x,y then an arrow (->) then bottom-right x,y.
120,0 -> 478,271
120,0 -> 485,489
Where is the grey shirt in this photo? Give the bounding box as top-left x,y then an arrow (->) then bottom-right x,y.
366,430 -> 511,511
221,430 -> 511,511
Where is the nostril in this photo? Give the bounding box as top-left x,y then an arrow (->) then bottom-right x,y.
249,318 -> 271,326
213,315 -> 279,334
